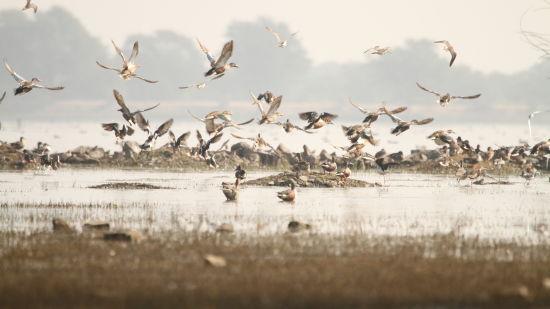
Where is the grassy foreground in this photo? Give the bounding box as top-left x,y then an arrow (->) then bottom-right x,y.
1,230 -> 550,308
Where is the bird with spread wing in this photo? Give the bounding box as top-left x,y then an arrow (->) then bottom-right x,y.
96,40 -> 157,83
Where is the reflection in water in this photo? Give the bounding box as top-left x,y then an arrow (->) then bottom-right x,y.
0,169 -> 549,244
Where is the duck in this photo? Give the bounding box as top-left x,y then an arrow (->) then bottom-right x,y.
299,112 -> 338,130
96,40 -> 157,83
416,82 -> 481,107
197,39 -> 239,77
168,130 -> 191,149
363,45 -> 391,55
234,165 -> 246,180
222,178 -> 241,201
257,91 -> 276,104
434,40 -> 457,67
520,165 -> 538,183
277,181 -> 296,202
265,27 -> 297,48
348,100 -> 407,127
230,133 -> 277,153
101,123 -> 134,141
40,153 -> 61,170
390,118 -> 434,136
336,162 -> 352,184
291,153 -> 311,174
140,119 -> 174,150
179,74 -> 223,90
320,155 -> 337,174
4,60 -> 64,96
427,129 -> 455,146
188,109 -> 253,135
10,137 -> 25,151
22,0 -> 37,13
250,91 -> 283,124
113,89 -> 160,125
271,119 -> 313,134
196,130 -> 224,160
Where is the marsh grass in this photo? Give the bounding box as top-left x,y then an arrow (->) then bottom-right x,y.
1,230 -> 550,308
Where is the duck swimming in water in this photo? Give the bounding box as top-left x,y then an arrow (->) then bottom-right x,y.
277,180 -> 296,202
4,60 -> 64,96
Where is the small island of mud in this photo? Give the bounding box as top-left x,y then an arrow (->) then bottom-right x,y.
88,182 -> 174,190
244,171 -> 381,188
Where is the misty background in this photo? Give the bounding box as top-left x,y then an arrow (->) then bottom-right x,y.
0,6 -> 548,126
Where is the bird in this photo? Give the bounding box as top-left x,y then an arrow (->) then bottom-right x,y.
363,46 -> 391,55
179,74 -> 224,90
374,156 -> 398,182
427,129 -> 455,146
4,60 -> 64,96
140,119 -> 174,150
113,89 -> 160,126
257,91 -> 276,104
188,109 -> 253,135
299,112 -> 338,130
101,123 -> 135,141
528,110 -> 549,139
348,100 -> 407,127
40,153 -> 61,170
195,130 -> 223,164
168,130 -> 191,149
336,162 -> 352,184
0,91 -> 6,104
96,40 -> 158,83
265,26 -> 297,48
22,0 -> 37,13
250,91 -> 283,124
230,133 -> 277,153
234,165 -> 247,180
197,39 -> 239,77
520,165 -> 539,183
416,82 -> 481,107
389,116 -> 434,136
434,40 -> 457,67
277,181 -> 296,202
320,155 -> 337,174
222,178 -> 241,201
270,119 -> 313,134
9,137 -> 25,151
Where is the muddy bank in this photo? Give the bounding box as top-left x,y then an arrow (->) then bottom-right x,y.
244,171 -> 380,188
88,182 -> 174,190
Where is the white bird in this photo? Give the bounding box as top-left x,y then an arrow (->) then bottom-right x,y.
363,46 -> 391,55
528,110 -> 550,139
265,27 -> 298,48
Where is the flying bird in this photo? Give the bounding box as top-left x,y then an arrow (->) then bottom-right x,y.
22,0 -> 37,13
270,119 -> 314,134
113,89 -> 159,126
230,133 -> 277,153
528,110 -> 549,139
363,46 -> 391,55
102,123 -> 134,141
348,99 -> 407,126
140,118 -> 174,150
265,26 -> 297,48
299,112 -> 338,130
96,40 -> 158,83
179,74 -> 224,90
197,39 -> 239,77
387,112 -> 434,136
168,130 -> 191,149
250,91 -> 283,124
434,40 -> 457,67
3,61 -> 64,96
416,82 -> 481,107
188,109 -> 253,135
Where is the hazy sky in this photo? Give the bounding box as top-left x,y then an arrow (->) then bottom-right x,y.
1,0 -> 548,74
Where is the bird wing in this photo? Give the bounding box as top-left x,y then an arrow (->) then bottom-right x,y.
388,106 -> 408,114
113,89 -> 131,115
135,103 -> 161,114
134,112 -> 150,132
451,94 -> 481,100
416,82 -> 441,96
266,27 -> 283,44
213,41 -> 233,68
177,131 -> 191,145
385,112 -> 404,124
155,119 -> 174,137
126,126 -> 135,136
448,48 -> 457,67
348,99 -> 368,114
265,96 -> 283,117
32,84 -> 64,91
250,91 -> 266,116
111,40 -> 127,64
299,111 -> 318,121
196,38 -> 216,67
320,112 -> 338,121
196,130 -> 204,145
168,130 -> 176,144
208,132 -> 224,145
129,41 -> 139,62
101,123 -> 118,132
230,133 -> 249,140
237,118 -> 255,126
187,109 -> 205,122
132,74 -> 158,83
3,61 -> 27,83
0,91 -> 5,103
415,118 -> 434,125
96,61 -> 121,73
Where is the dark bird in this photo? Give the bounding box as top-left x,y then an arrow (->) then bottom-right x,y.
140,119 -> 174,150
4,60 -> 64,96
348,99 -> 407,127
96,40 -> 158,83
113,89 -> 159,125
299,112 -> 338,130
168,130 -> 191,149
388,115 -> 434,136
277,181 -> 296,202
197,39 -> 239,77
234,165 -> 246,180
102,123 -> 135,140
416,82 -> 481,107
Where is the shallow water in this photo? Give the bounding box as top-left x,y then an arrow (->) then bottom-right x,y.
0,169 -> 549,243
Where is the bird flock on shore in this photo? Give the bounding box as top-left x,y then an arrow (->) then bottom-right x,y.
1,1 -> 549,203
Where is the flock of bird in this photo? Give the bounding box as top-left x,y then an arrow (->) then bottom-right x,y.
2,1 -> 549,203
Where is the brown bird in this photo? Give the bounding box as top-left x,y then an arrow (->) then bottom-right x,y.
168,130 -> 191,149
102,123 -> 134,141
140,118 -> 174,150
250,91 -> 283,124
348,99 -> 407,127
388,112 -> 434,136
222,178 -> 241,201
270,119 -> 313,134
4,60 -> 64,96
434,40 -> 457,67
113,89 -> 159,126
277,181 -> 296,202
22,0 -> 37,13
188,109 -> 253,135
197,39 -> 239,77
231,133 -> 277,153
416,82 -> 481,107
96,40 -> 158,83
320,155 -> 337,174
299,112 -> 338,130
